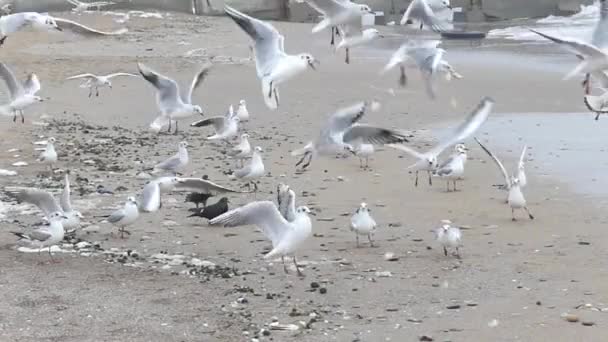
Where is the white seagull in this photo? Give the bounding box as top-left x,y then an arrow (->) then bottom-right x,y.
433,143 -> 468,192
224,5 -> 319,110
435,219 -> 461,258
106,196 -> 140,238
336,22 -> 383,64
138,62 -> 211,134
350,202 -> 377,247
152,141 -> 188,175
59,173 -> 84,230
0,63 -> 42,123
210,201 -> 314,276
294,0 -> 372,34
191,105 -> 240,141
353,142 -> 374,168
381,40 -> 462,99
38,137 -> 57,173
227,133 -> 252,167
388,97 -> 493,187
232,146 -> 265,192
474,138 -> 535,221
12,186 -> 82,231
584,90 -> 608,120
66,72 -> 138,97
236,99 -> 250,122
292,100 -> 409,169
12,211 -> 66,260
400,0 -> 450,32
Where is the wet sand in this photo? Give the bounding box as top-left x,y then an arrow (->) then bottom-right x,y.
1,12 -> 607,342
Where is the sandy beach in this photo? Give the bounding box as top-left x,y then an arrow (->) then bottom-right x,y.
1,11 -> 608,342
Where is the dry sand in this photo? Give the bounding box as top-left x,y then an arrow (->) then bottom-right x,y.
0,11 -> 607,342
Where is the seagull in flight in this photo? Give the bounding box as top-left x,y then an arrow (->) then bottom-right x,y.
335,20 -> 383,64
66,72 -> 138,97
400,0 -> 450,32
138,62 -> 211,134
0,63 -> 43,123
292,100 -> 409,169
388,97 -> 493,187
224,5 -> 319,110
295,0 -> 372,35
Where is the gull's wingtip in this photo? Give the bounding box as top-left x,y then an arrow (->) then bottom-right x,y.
481,96 -> 495,104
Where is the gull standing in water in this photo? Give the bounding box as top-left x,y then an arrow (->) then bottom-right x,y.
227,133 -> 252,167
292,100 -> 409,169
12,211 -> 66,260
224,5 -> 319,110
106,197 -> 140,238
232,146 -> 265,192
0,63 -> 43,123
38,137 -> 57,173
388,97 -> 493,187
210,201 -> 314,276
350,202 -> 377,247
474,138 -> 535,221
138,62 -> 211,134
400,0 -> 450,32
381,40 -> 462,99
236,99 -> 250,122
191,105 -> 240,141
435,219 -> 461,258
152,141 -> 188,175
66,72 -> 138,98
434,143 -> 468,192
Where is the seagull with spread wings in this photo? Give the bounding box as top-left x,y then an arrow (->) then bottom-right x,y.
400,0 -> 450,32
66,72 -> 137,97
0,63 -> 43,123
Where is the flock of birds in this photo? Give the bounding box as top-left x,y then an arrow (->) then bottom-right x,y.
2,0 -> 601,275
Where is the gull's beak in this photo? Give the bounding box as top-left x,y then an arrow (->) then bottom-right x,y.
309,212 -> 317,216
308,59 -> 320,70
62,215 -> 69,220
379,34 -> 385,38
55,25 -> 63,32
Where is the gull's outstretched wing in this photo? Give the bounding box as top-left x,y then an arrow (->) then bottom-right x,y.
174,177 -> 249,194
343,124 -> 410,145
592,0 -> 608,49
386,143 -> 427,160
277,183 -> 296,222
529,29 -> 604,58
474,137 -> 510,188
326,101 -> 369,135
428,97 -> 494,157
60,174 -> 72,212
139,182 -> 160,212
209,201 -> 291,246
14,189 -> 62,217
186,65 -> 211,104
66,73 -> 96,80
190,116 -> 225,130
54,17 -> 128,35
0,62 -> 23,99
137,62 -> 181,112
400,0 -> 448,32
517,145 -> 527,171
224,5 -> 285,77
106,72 -> 138,79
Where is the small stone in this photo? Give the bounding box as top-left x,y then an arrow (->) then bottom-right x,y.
446,305 -> 461,310
375,271 -> 392,278
261,329 -> 271,336
336,176 -> 345,181
536,301 -> 542,306
310,282 -> 320,289
578,241 -> 591,245
488,319 -> 499,328
419,335 -> 433,341
582,321 -> 595,326
562,313 -> 579,323
319,288 -> 327,294
384,252 -> 399,261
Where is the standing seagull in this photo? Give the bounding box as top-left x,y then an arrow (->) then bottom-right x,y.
191,105 -> 240,141
435,219 -> 461,258
381,40 -> 462,99
224,5 -> 319,110
400,0 -> 450,32
350,202 -> 377,247
292,100 -> 409,169
236,99 -> 250,122
227,133 -> 252,167
66,72 -> 138,98
152,141 -> 188,175
434,143 -> 468,192
474,138 -> 535,221
210,201 -> 314,276
138,62 -> 211,134
38,137 -> 57,173
106,196 -> 140,238
388,97 -> 493,187
232,146 -> 265,192
0,63 -> 43,123
12,211 -> 66,261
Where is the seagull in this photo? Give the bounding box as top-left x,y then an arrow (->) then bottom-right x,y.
294,0 -> 372,35
529,0 -> 608,91
53,16 -> 128,36
66,72 -> 138,97
191,105 -> 240,141
433,143 -> 468,192
381,40 -> 462,99
335,23 -> 383,64
37,137 -> 57,173
232,146 -> 265,192
236,99 -> 250,122
388,97 -> 493,187
67,0 -> 116,12
224,5 -> 319,110
435,219 -> 461,258
277,183 -> 296,222
474,138 -> 535,221
210,201 -> 314,276
12,211 -> 66,260
106,196 -> 140,238
292,100 -> 409,169
399,0 -> 450,32
0,12 -> 62,45
152,141 -> 188,175
584,91 -> 608,120
138,62 -> 211,134
227,133 -> 252,167
10,186 -> 82,231
353,143 -> 374,168
0,63 -> 43,123
188,197 -> 230,221
350,202 -> 377,247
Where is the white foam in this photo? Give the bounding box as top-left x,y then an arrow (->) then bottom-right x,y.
0,169 -> 17,176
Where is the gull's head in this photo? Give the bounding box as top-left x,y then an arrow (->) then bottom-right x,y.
179,141 -> 188,149
455,143 -> 468,154
358,202 -> 370,213
47,137 -> 56,145
344,144 -> 356,155
49,211 -> 65,221
442,0 -> 452,9
193,105 -> 204,116
426,156 -> 438,168
241,133 -> 249,140
75,211 -> 84,219
41,15 -> 62,31
296,206 -> 313,215
127,196 -> 138,204
511,177 -> 520,186
33,95 -> 44,102
104,79 -> 113,88
239,99 -> 246,107
254,146 -> 263,153
358,4 -> 373,13
299,53 -> 319,70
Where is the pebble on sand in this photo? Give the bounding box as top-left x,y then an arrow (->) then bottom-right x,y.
562,313 -> 579,323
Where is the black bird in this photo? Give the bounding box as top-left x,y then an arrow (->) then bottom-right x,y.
188,197 -> 229,220
185,192 -> 213,210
